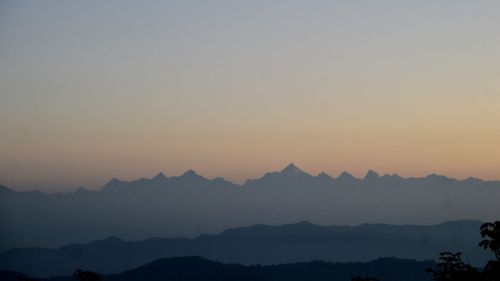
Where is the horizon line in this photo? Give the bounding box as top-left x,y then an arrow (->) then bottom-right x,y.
2,162 -> 499,193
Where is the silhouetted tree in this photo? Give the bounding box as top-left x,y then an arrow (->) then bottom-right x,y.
74,269 -> 101,281
480,221 -> 500,281
427,221 -> 500,281
426,252 -> 480,281
479,221 -> 500,260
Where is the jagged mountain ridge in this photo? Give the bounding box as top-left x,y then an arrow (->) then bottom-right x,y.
1,163 -> 497,194
1,163 -> 499,252
75,163 -> 500,192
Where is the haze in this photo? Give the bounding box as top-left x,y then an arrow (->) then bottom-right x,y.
1,1 -> 499,191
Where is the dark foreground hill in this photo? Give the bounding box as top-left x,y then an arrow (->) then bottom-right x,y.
0,270 -> 28,281
3,256 -> 435,281
0,220 -> 491,277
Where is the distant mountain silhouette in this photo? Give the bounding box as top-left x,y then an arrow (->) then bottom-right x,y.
0,220 -> 492,277
104,256 -> 435,281
1,163 -> 500,251
3,256 -> 435,281
244,163 -> 314,187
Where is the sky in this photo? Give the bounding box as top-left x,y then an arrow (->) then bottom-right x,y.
1,1 -> 499,191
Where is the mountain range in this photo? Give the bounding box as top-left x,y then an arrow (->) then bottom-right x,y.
1,164 -> 499,251
0,220 -> 493,277
0,256 -> 436,281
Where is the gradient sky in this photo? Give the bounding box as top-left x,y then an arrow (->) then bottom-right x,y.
1,1 -> 499,191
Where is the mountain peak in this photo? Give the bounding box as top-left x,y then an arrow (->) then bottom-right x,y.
108,178 -> 123,184
182,169 -> 201,178
184,170 -> 198,176
424,173 -> 454,183
317,172 -> 333,180
364,170 -> 380,181
281,163 -> 306,174
335,172 -> 359,183
153,172 -> 167,180
103,178 -> 127,189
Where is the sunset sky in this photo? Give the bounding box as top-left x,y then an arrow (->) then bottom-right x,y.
1,1 -> 499,191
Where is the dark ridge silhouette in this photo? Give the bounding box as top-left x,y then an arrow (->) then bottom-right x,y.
74,269 -> 101,281
11,257 -> 435,281
7,220 -> 494,281
0,220 -> 491,277
0,270 -> 30,281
